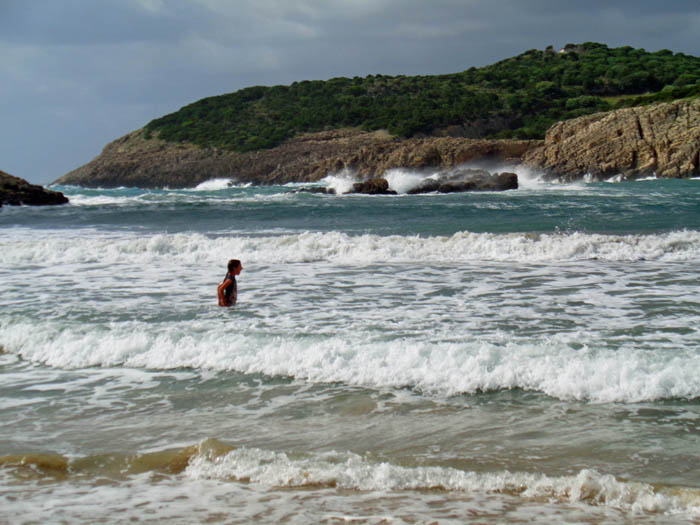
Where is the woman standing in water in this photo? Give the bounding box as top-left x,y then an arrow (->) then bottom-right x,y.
217,259 -> 242,306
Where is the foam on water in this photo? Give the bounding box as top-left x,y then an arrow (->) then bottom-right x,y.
2,229 -> 699,265
185,445 -> 700,516
192,178 -> 234,191
2,221 -> 698,404
2,312 -> 698,403
3,439 -> 698,523
5,458 -> 697,524
65,194 -> 136,206
52,184 -> 273,209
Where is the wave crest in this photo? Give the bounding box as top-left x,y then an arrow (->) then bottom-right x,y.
3,229 -> 699,265
3,319 -> 699,403
187,446 -> 700,515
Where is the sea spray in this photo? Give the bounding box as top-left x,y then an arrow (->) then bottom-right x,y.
384,168 -> 437,193
322,169 -> 358,194
193,178 -> 235,191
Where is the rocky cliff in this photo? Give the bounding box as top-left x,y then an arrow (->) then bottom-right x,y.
0,170 -> 68,206
525,98 -> 700,180
54,129 -> 535,188
55,98 -> 700,188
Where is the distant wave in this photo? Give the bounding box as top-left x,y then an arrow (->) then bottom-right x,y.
189,178 -> 253,191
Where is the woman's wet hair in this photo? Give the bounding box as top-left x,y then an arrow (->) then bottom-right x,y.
227,259 -> 241,272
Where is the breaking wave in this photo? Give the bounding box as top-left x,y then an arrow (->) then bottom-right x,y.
2,315 -> 699,403
3,229 -> 699,265
186,445 -> 700,516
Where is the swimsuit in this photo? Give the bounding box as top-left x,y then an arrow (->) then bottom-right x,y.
222,272 -> 237,305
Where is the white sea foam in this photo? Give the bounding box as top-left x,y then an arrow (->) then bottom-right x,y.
6,449 -> 697,523
2,229 -> 699,265
384,168 -> 437,193
193,178 -> 234,190
2,225 -> 699,404
322,169 -> 358,194
186,446 -> 700,516
66,194 -> 141,206
2,312 -> 698,403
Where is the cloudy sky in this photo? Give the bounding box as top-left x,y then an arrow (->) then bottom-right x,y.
2,0 -> 699,184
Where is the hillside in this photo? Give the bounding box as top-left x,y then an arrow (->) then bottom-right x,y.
145,42 -> 700,151
55,43 -> 700,188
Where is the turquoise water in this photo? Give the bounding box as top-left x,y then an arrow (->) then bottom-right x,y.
0,173 -> 699,523
11,177 -> 698,235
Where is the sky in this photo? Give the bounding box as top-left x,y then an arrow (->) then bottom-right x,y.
2,0 -> 700,184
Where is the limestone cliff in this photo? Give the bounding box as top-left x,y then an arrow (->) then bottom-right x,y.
54,129 -> 535,188
525,98 -> 700,180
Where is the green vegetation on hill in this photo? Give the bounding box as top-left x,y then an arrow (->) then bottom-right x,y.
145,43 -> 700,151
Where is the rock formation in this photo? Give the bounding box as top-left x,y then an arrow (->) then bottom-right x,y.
293,168 -> 518,195
54,129 -> 535,188
406,168 -> 518,194
0,170 -> 69,207
525,98 -> 700,180
347,178 -> 397,195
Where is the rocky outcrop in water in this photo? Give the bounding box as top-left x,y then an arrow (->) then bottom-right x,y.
0,170 -> 69,207
406,169 -> 518,194
525,98 -> 700,180
348,178 -> 397,195
293,168 -> 518,195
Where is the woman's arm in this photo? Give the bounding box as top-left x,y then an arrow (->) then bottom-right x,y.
217,279 -> 232,306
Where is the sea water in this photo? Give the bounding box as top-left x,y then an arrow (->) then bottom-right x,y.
0,168 -> 699,523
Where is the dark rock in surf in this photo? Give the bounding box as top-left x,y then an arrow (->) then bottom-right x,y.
472,171 -> 518,191
290,186 -> 336,194
406,169 -> 518,194
293,170 -> 518,196
345,178 -> 397,195
0,170 -> 69,207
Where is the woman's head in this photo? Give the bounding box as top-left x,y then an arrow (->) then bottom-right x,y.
228,259 -> 242,273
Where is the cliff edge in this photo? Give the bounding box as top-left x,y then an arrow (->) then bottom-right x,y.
54,129 -> 535,188
525,98 -> 700,180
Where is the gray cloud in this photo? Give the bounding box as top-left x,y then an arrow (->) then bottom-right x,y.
1,0 -> 699,183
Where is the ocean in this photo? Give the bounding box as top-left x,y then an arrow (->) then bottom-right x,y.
1,167 -> 699,524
